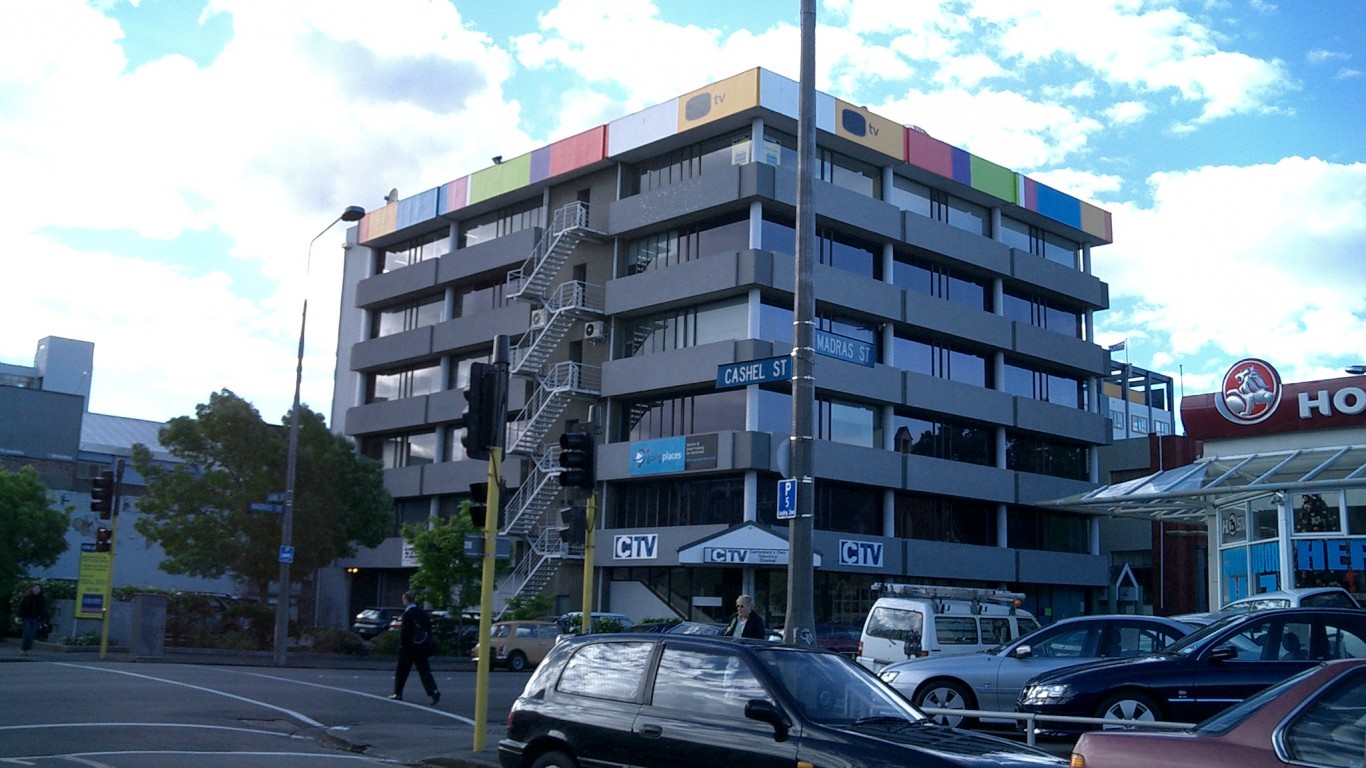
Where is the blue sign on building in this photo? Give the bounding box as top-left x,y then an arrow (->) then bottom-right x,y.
814,329 -> 874,367
630,436 -> 687,475
716,355 -> 791,389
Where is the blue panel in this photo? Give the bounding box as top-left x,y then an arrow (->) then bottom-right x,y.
530,146 -> 553,183
1034,183 -> 1083,229
396,187 -> 441,229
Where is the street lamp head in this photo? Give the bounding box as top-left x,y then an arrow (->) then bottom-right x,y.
1346,365 -> 1366,376
341,205 -> 366,222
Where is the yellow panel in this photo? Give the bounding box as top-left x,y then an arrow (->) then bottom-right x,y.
368,203 -> 397,239
676,68 -> 761,130
833,100 -> 902,160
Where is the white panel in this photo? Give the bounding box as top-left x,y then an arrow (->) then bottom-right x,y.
757,68 -> 838,134
608,98 -> 681,157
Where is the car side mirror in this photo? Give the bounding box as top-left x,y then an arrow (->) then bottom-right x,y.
1208,645 -> 1238,662
1012,644 -> 1032,658
745,699 -> 792,741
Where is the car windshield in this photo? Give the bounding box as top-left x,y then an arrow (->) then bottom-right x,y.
754,647 -> 926,726
1160,613 -> 1246,657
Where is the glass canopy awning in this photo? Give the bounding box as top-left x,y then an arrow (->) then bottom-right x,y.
1044,444 -> 1366,521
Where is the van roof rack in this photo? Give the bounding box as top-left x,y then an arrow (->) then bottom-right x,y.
871,582 -> 1025,611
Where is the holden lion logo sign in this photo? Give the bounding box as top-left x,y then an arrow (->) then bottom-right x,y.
1215,358 -> 1282,425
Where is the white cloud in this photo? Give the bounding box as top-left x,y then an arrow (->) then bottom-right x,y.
1106,100 -> 1150,125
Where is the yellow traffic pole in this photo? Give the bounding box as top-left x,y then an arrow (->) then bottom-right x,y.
473,447 -> 500,752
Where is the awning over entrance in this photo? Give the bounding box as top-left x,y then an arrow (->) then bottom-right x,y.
1045,444 -> 1366,521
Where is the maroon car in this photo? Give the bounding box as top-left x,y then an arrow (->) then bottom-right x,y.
1069,658 -> 1366,767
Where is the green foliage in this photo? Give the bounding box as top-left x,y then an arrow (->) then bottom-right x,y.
502,594 -> 554,621
592,617 -> 625,633
0,466 -> 70,605
62,631 -> 103,646
402,502 -> 499,612
305,627 -> 369,655
130,389 -> 391,605
368,627 -> 401,655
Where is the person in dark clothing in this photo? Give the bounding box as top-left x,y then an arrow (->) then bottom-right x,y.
724,593 -> 766,639
391,591 -> 440,705
18,584 -> 47,656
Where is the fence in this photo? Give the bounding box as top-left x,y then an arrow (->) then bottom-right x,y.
919,706 -> 1195,747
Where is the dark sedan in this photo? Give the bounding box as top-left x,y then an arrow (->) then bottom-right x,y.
1017,607 -> 1366,736
501,633 -> 1065,768
1070,659 -> 1366,767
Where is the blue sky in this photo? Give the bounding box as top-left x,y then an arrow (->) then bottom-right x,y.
3,0 -> 1363,425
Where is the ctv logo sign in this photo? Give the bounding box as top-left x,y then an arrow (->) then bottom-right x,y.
839,539 -> 883,568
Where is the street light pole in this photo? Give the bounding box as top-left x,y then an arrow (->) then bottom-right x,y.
274,204 -> 366,667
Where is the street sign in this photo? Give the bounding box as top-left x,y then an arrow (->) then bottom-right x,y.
266,491 -> 286,503
716,355 -> 791,389
250,502 -> 285,513
464,534 -> 512,559
814,329 -> 875,367
777,478 -> 797,520
278,546 -> 294,564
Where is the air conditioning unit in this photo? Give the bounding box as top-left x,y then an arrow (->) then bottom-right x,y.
583,321 -> 606,341
529,308 -> 550,329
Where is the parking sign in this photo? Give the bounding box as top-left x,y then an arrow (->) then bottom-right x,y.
777,478 -> 797,520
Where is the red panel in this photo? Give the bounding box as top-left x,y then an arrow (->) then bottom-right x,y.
904,128 -> 955,178
550,126 -> 608,177
1182,377 -> 1366,440
442,176 -> 469,215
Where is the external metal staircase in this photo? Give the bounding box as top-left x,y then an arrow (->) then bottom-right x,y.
492,200 -> 606,611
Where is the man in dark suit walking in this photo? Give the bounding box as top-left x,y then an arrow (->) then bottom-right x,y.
391,591 -> 440,705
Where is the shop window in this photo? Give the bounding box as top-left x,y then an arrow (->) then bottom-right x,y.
1348,489 -> 1366,535
1293,492 -> 1342,534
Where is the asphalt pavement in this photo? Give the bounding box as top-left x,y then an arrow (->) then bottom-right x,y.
1,637 -> 502,768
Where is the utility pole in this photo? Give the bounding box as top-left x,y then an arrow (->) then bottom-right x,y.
784,0 -> 818,648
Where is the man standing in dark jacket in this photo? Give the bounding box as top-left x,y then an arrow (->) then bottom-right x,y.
18,583 -> 47,656
724,594 -> 766,639
391,591 -> 440,705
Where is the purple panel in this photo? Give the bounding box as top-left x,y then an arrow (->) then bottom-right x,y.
951,148 -> 972,185
530,146 -> 553,184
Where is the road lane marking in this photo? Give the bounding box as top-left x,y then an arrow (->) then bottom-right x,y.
214,669 -> 477,725
53,663 -> 325,728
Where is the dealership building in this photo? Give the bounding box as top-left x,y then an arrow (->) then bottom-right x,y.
328,68 -> 1120,626
1056,358 -> 1366,607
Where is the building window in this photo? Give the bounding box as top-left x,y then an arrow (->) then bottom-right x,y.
1002,362 -> 1083,409
892,335 -> 989,387
629,131 -> 750,195
620,389 -> 747,442
371,295 -> 444,339
611,475 -> 748,528
1007,506 -> 1088,553
379,230 -> 450,273
1292,493 -> 1341,534
366,363 -> 441,403
1110,409 -> 1126,433
361,430 -> 436,468
760,131 -> 880,198
624,215 -> 749,273
891,413 -> 992,466
893,255 -> 989,311
999,217 -> 1078,269
889,176 -> 988,236
458,198 -> 543,248
894,493 -> 997,545
815,481 -> 881,534
1154,421 -> 1171,436
622,297 -> 749,358
760,218 -> 880,280
454,276 -> 512,318
1001,291 -> 1082,338
1130,414 -> 1149,434
1005,432 -> 1087,480
817,397 -> 880,448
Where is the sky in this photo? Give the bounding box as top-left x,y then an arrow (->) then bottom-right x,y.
3,0 -> 1363,430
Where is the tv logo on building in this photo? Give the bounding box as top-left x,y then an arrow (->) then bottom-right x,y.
1215,358 -> 1282,426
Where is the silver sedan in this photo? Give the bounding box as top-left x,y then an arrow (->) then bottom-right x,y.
878,614 -> 1194,728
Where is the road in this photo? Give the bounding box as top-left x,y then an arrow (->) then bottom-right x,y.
0,652 -> 521,766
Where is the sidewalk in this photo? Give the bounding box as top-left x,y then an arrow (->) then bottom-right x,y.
1,638 -> 503,767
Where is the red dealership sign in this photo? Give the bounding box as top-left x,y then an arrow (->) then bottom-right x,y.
1182,359 -> 1366,440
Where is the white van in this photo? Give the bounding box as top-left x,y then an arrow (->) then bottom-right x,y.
856,583 -> 1039,672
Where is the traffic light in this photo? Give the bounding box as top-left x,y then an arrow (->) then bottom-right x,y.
558,431 -> 595,489
95,527 -> 112,553
468,482 -> 489,528
559,505 -> 586,545
461,360 -> 494,456
90,469 -> 114,519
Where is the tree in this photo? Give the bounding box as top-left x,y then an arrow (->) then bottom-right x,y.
0,465 -> 69,607
403,502 -> 496,612
131,389 -> 391,608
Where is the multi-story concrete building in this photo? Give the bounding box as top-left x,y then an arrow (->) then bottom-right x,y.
330,68 -> 1116,626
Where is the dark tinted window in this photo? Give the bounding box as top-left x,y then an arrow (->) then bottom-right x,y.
649,646 -> 768,717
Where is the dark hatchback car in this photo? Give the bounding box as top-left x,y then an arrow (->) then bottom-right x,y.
500,633 -> 1066,768
1017,607 -> 1366,735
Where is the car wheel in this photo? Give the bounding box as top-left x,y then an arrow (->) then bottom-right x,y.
914,680 -> 977,728
1095,691 -> 1161,728
530,750 -> 576,768
507,651 -> 529,672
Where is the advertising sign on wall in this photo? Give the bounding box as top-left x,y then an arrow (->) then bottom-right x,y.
1182,358 -> 1366,439
629,435 -> 719,476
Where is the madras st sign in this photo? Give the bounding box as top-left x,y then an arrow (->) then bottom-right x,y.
1181,358 -> 1366,439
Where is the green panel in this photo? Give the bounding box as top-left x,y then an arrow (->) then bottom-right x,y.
469,154 -> 532,204
969,155 -> 1017,205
